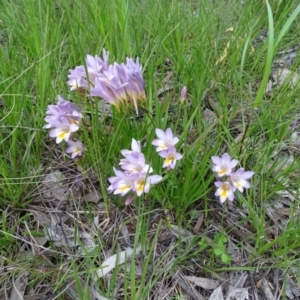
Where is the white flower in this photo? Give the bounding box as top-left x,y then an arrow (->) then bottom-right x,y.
230,168 -> 254,193
211,153 -> 238,177
66,140 -> 86,158
108,168 -> 133,196
120,138 -> 141,158
131,173 -> 162,196
120,152 -> 153,175
152,128 -> 179,152
215,181 -> 236,203
159,146 -> 183,169
49,119 -> 79,144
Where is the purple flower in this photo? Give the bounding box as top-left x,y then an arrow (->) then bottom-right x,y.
66,140 -> 86,158
159,146 -> 183,169
67,49 -> 110,90
48,118 -> 79,144
108,168 -> 133,196
120,152 -> 153,175
131,172 -> 162,196
67,68 -> 88,91
44,96 -> 83,129
152,128 -> 179,152
68,49 -> 146,115
215,181 -> 236,203
211,153 -> 238,177
230,168 -> 254,193
120,138 -> 141,157
90,73 -> 127,108
44,96 -> 83,144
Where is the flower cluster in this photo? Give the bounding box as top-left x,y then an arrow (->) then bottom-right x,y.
152,128 -> 182,170
108,128 -> 183,204
43,95 -> 86,158
211,153 -> 254,203
108,139 -> 162,200
67,49 -> 146,114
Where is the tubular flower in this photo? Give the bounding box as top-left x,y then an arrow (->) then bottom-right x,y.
159,146 -> 183,169
120,138 -> 141,157
215,181 -> 236,203
211,153 -> 238,177
131,173 -> 162,196
180,86 -> 187,104
90,58 -> 146,114
44,96 -> 83,129
120,152 -> 153,175
66,140 -> 86,158
44,96 -> 83,144
211,153 -> 254,204
68,49 -> 146,115
67,49 -> 109,90
108,168 -> 133,196
48,118 -> 79,144
152,128 -> 179,152
108,138 -> 163,201
230,168 -> 254,193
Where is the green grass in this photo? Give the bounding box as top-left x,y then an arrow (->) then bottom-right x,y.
1,0 -> 300,299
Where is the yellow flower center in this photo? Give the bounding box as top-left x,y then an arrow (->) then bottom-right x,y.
165,154 -> 176,164
220,183 -> 230,197
137,180 -> 145,191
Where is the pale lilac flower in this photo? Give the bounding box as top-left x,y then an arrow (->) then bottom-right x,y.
122,57 -> 146,114
215,181 -> 236,203
89,56 -> 146,115
49,118 -> 79,144
67,49 -> 110,90
211,153 -> 238,177
120,152 -> 153,175
108,168 -> 133,196
159,146 -> 183,169
67,68 -> 88,91
152,128 -> 179,152
180,86 -> 187,103
131,172 -> 162,196
90,77 -> 122,108
44,96 -> 83,129
120,138 -> 141,157
66,140 -> 86,158
230,168 -> 254,193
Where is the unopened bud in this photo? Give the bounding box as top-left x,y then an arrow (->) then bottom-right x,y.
125,196 -> 134,206
180,86 -> 187,104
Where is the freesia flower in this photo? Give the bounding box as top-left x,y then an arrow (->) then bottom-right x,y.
120,152 -> 153,175
211,153 -> 238,177
108,168 -> 133,196
230,168 -> 254,193
66,140 -> 86,158
67,68 -> 88,91
49,118 -> 79,144
152,128 -> 179,152
90,58 -> 146,114
120,138 -> 141,157
67,49 -> 109,90
215,181 -> 236,203
44,96 -> 83,129
159,146 -> 183,169
44,96 -> 83,143
69,49 -> 146,115
131,172 -> 162,196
